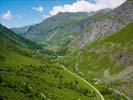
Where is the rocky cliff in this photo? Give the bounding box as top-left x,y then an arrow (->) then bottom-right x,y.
76,0 -> 133,48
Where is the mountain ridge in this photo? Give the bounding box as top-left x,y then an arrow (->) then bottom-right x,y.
24,9 -> 111,46
75,0 -> 133,48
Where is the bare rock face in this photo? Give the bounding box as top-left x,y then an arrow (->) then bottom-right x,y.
119,52 -> 133,66
76,0 -> 133,48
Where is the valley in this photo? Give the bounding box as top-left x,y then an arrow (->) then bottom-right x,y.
0,0 -> 133,100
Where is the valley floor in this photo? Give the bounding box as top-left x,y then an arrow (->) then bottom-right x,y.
60,65 -> 105,100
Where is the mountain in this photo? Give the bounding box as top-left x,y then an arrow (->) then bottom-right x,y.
0,0 -> 133,100
62,22 -> 133,100
25,0 -> 133,48
75,0 -> 133,48
59,0 -> 133,99
25,10 -> 111,46
11,25 -> 31,36
0,25 -> 104,100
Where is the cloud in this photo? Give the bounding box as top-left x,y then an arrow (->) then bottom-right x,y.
42,14 -> 50,19
32,6 -> 44,13
49,0 -> 126,15
1,10 -> 13,20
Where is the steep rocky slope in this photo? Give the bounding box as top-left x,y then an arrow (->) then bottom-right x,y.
76,0 -> 133,48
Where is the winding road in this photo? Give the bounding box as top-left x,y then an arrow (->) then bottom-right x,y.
60,65 -> 105,100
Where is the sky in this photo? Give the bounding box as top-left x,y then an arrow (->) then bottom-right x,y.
0,0 -> 126,28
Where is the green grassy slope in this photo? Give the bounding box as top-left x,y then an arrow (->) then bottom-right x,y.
0,50 -> 102,100
61,23 -> 133,99
0,24 -> 42,56
0,25 -> 103,99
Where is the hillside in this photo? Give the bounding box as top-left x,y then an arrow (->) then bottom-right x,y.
0,25 -> 104,100
75,0 -> 133,48
0,24 -> 42,57
25,10 -> 111,46
61,23 -> 133,100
